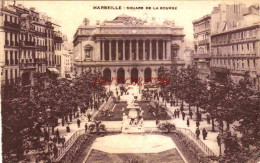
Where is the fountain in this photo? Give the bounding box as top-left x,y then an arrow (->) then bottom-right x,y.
122,95 -> 145,133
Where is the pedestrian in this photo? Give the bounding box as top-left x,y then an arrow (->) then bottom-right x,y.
156,118 -> 160,126
87,114 -> 91,121
182,111 -> 186,120
53,136 -> 57,144
77,119 -> 81,128
66,125 -> 70,133
173,100 -> 175,107
217,134 -> 221,146
180,103 -> 184,112
177,109 -> 180,118
174,110 -> 177,118
61,136 -> 65,147
58,136 -> 61,144
53,144 -> 58,158
196,127 -> 200,139
189,111 -> 193,119
55,129 -> 60,138
187,118 -> 190,127
196,121 -> 200,128
85,123 -> 88,134
207,115 -> 210,124
202,128 -> 208,140
62,118 -> 65,126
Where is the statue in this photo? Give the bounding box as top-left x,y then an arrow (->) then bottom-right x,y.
83,18 -> 89,26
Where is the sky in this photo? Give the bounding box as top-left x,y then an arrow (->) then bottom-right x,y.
10,0 -> 258,43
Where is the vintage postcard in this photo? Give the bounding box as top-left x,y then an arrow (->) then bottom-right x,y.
0,0 -> 259,162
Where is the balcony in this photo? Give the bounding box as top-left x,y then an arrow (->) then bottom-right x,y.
193,53 -> 210,59
19,59 -> 36,69
20,41 -> 35,47
35,58 -> 47,64
4,21 -> 20,29
198,39 -> 209,45
54,36 -> 63,43
36,45 -> 47,51
35,31 -> 47,37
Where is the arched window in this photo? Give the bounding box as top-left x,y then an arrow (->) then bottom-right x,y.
144,68 -> 152,82
103,68 -> 111,83
117,68 -> 125,84
131,68 -> 139,84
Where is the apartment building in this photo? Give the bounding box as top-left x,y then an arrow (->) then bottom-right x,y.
0,3 -> 63,98
193,14 -> 211,81
210,4 -> 260,90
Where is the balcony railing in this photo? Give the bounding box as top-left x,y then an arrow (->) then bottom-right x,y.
20,41 -> 35,47
35,58 -> 47,63
19,62 -> 36,69
4,21 -> 20,29
35,31 -> 47,37
193,53 -> 210,59
198,39 -> 209,45
54,36 -> 63,42
36,45 -> 47,51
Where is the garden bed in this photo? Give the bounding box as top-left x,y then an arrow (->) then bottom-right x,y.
86,149 -> 185,163
95,101 -> 171,121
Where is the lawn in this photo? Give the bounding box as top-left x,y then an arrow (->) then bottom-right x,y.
86,149 -> 185,163
95,101 -> 171,121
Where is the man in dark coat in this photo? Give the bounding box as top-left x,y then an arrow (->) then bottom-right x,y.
187,118 -> 190,127
196,128 -> 200,139
182,111 -> 186,120
196,121 -> 200,128
55,129 -> 60,138
177,109 -> 180,118
77,119 -> 81,128
202,128 -> 208,140
189,111 -> 193,119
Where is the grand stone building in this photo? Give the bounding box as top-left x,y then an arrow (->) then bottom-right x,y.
73,15 -> 185,84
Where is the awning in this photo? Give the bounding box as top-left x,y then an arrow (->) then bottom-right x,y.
47,68 -> 59,74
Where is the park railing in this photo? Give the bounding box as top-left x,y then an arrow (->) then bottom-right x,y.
144,126 -> 215,157
176,127 -> 215,156
53,126 -> 121,162
53,129 -> 85,162
99,97 -> 113,111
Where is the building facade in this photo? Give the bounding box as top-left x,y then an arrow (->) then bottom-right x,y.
193,14 -> 211,81
73,15 -> 185,85
210,4 -> 260,90
0,3 -> 62,98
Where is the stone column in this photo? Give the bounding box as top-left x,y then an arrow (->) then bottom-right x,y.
136,40 -> 139,60
109,40 -> 112,61
116,40 -> 118,61
102,40 -> 105,61
143,40 -> 145,60
166,40 -> 171,60
129,40 -> 132,60
123,40 -> 125,60
149,40 -> 152,60
156,40 -> 159,60
163,40 -> 166,60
